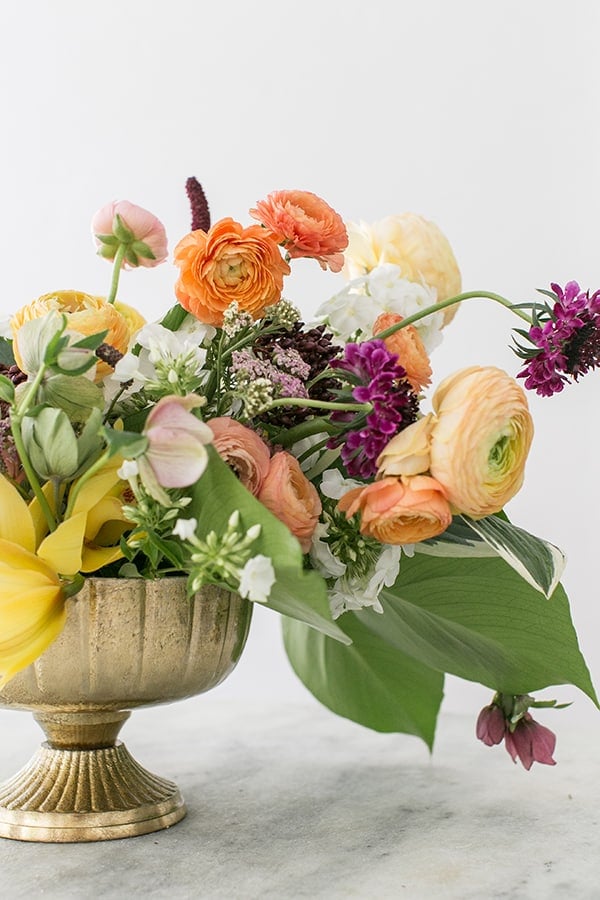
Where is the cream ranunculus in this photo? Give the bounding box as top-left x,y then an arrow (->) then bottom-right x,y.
377,414 -> 436,478
343,214 -> 462,324
429,366 -> 534,518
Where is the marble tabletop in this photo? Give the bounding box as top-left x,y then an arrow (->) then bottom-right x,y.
0,692 -> 598,900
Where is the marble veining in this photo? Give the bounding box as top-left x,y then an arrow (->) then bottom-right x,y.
0,696 -> 598,899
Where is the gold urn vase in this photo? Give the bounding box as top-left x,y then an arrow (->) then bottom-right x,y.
0,577 -> 252,843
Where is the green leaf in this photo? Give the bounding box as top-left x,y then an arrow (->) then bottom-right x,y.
0,337 -> 15,366
72,330 -> 109,351
189,447 -> 348,644
282,612 -> 444,748
0,374 -> 15,404
160,303 -> 189,332
103,426 -> 148,459
40,375 -> 104,422
459,514 -> 565,598
360,553 -> 596,704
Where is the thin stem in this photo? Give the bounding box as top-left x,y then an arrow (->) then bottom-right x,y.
373,291 -> 532,341
65,450 -> 111,519
272,417 -> 339,449
106,244 -> 127,305
267,398 -> 370,412
9,362 -> 57,532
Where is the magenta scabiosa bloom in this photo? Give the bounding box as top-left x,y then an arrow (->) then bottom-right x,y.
328,339 -> 419,478
515,281 -> 600,396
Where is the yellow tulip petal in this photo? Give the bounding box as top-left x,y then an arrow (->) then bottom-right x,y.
28,482 -> 57,548
71,461 -> 123,518
0,475 -> 35,552
84,496 -> 131,542
37,513 -> 86,576
0,585 -> 63,639
80,544 -> 125,574
0,538 -> 58,581
0,585 -> 66,689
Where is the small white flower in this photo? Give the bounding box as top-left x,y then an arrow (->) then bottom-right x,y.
328,545 -> 402,619
320,469 -> 362,500
309,523 -> 347,579
238,555 -> 276,604
117,459 -> 139,480
172,517 -> 198,541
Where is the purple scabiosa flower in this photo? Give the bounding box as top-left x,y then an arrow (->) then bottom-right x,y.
515,281 -> 600,396
327,339 -> 419,478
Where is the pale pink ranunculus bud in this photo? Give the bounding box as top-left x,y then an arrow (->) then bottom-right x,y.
207,417 -> 271,497
92,200 -> 168,268
139,395 -> 213,498
258,451 -> 321,553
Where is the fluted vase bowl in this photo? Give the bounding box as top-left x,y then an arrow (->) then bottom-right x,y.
0,577 -> 252,843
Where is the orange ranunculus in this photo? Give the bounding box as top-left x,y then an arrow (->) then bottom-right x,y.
11,291 -> 144,380
373,312 -> 432,393
338,475 -> 452,545
258,451 -> 321,553
429,366 -> 534,519
173,218 -> 290,326
208,417 -> 271,497
250,190 -> 348,273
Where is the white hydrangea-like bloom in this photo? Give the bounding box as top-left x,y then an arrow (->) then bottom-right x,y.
314,263 -> 443,353
328,545 -> 402,619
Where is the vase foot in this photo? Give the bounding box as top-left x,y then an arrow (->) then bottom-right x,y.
0,741 -> 186,842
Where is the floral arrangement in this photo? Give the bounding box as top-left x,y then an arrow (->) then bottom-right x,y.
0,179 -> 597,771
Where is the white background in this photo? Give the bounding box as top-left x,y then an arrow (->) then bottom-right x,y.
0,1 -> 598,732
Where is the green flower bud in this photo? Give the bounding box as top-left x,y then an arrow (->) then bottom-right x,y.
21,406 -> 104,482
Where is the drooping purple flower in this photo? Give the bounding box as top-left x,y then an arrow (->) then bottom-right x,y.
327,339 -> 419,478
504,713 -> 557,771
515,281 -> 600,396
475,694 -> 558,771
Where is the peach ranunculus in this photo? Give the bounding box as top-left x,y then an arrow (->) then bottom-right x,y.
173,218 -> 291,326
11,291 -> 145,380
343,213 -> 462,324
92,200 -> 168,268
250,190 -> 348,272
338,475 -> 452,545
429,366 -> 534,519
207,417 -> 271,497
373,312 -> 432,393
258,451 -> 321,553
377,414 -> 436,478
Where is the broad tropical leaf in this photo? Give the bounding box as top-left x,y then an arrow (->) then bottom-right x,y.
282,612 -> 444,748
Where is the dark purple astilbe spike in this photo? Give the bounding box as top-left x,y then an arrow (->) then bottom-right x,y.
185,177 -> 211,232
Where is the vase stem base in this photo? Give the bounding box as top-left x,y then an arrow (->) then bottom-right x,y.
0,740 -> 186,842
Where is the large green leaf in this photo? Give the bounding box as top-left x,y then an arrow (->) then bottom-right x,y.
282,612 -> 444,748
358,553 -> 596,703
189,447 -> 348,644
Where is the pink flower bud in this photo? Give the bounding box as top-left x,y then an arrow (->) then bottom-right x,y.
92,200 -> 168,268
140,395 -> 213,495
475,704 -> 505,746
504,713 -> 557,771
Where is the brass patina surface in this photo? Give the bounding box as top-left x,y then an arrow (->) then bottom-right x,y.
0,578 -> 251,842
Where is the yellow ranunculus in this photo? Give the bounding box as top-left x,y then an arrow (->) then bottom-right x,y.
343,214 -> 462,324
429,366 -> 534,519
0,461 -> 132,686
11,291 -> 145,379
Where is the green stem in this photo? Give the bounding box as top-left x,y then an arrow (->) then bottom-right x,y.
65,450 -> 111,519
273,416 -> 338,449
373,291 -> 532,341
267,398 -> 369,413
106,244 -> 127,305
10,362 -> 57,532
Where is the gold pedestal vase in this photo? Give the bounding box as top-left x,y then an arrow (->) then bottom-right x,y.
0,577 -> 252,843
